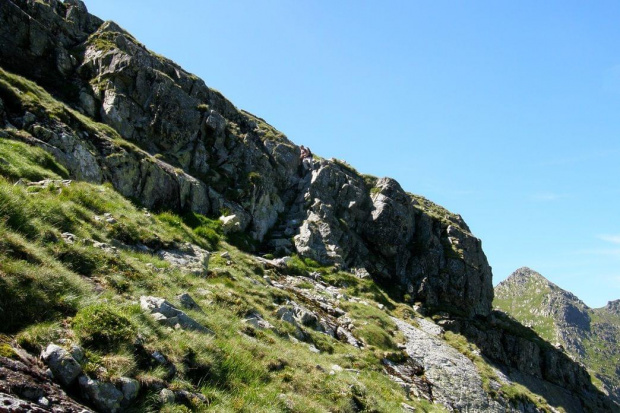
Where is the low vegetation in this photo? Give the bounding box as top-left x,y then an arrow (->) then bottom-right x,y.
0,135 -> 443,412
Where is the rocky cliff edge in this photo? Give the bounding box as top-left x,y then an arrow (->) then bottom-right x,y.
0,0 -> 493,318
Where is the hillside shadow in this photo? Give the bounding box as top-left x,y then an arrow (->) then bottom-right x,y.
444,310 -> 616,412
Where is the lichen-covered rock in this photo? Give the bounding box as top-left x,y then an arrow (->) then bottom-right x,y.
1,345 -> 92,412
78,376 -> 123,413
157,243 -> 210,276
40,344 -> 82,386
117,377 -> 139,407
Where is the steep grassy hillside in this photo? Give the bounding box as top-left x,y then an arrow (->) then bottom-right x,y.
0,1 -> 615,411
0,138 -> 428,412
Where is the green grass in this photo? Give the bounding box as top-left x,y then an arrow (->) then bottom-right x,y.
73,303 -> 137,351
0,138 -> 425,410
0,138 -> 69,181
0,68 -> 550,411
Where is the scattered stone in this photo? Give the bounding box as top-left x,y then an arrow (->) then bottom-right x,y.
401,402 -> 416,411
244,311 -> 274,330
308,345 -> 320,353
336,327 -> 362,348
104,215 -> 117,224
159,388 -> 175,404
151,351 -> 167,365
117,377 -> 139,406
61,232 -> 78,244
352,267 -> 371,279
78,376 -> 124,413
219,214 -> 241,234
140,296 -> 213,334
145,263 -> 162,273
41,344 -> 82,386
220,251 -> 231,259
277,393 -> 295,410
37,397 -> 50,407
157,243 -> 210,276
177,292 -> 202,312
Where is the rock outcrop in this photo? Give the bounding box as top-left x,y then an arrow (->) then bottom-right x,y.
0,0 -> 493,318
0,344 -> 92,412
0,1 -> 615,411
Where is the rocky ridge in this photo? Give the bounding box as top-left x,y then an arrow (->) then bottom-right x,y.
0,0 -> 492,318
0,1 -> 616,412
495,267 -> 620,406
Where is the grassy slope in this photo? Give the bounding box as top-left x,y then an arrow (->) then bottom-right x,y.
494,276 -> 557,343
0,137 -> 445,411
0,67 -> 566,412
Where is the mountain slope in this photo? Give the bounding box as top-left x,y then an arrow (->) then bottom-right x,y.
0,0 -> 616,412
495,267 -> 620,405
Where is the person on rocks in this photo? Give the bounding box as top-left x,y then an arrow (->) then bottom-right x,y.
300,145 -> 314,172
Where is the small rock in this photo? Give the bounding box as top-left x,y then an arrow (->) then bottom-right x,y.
159,388 -> 175,404
151,351 -> 167,365
118,377 -> 140,405
79,376 -> 124,413
37,397 -> 50,407
331,364 -> 343,372
277,393 -> 295,410
377,304 -> 385,310
220,251 -> 231,259
353,267 -> 371,279
401,402 -> 416,411
61,233 -> 77,244
244,311 -> 274,330
69,345 -> 85,363
41,344 -> 82,386
308,345 -> 320,353
140,295 -> 213,333
178,293 -> 202,312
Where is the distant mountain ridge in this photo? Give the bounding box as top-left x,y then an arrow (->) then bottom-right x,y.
495,267 -> 620,404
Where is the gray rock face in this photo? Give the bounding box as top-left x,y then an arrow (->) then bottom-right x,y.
40,344 -> 82,386
78,376 -> 123,413
392,317 -> 508,412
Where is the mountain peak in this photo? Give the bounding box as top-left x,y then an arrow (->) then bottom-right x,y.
495,268 -> 620,404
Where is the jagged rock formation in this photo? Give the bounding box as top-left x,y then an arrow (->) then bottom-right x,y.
495,267 -> 620,405
0,0 -> 492,318
0,1 -> 616,412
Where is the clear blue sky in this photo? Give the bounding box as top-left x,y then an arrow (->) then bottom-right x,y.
85,0 -> 620,308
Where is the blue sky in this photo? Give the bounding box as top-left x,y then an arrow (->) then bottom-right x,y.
85,1 -> 620,308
